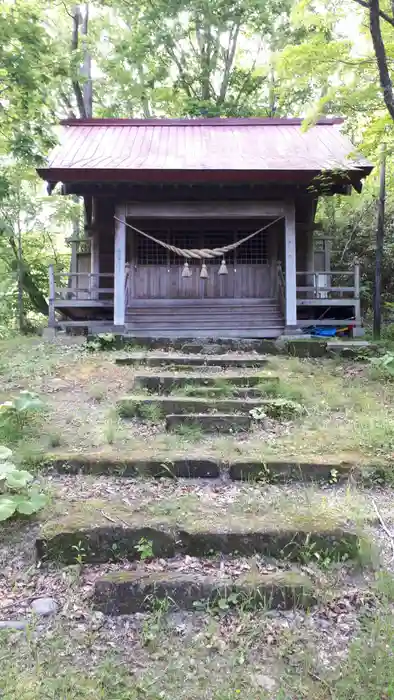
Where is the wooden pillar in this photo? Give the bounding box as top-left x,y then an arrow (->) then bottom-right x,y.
285,202 -> 297,329
114,205 -> 126,327
90,230 -> 100,300
48,264 -> 56,328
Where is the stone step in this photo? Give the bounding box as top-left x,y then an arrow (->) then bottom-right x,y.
166,386 -> 269,399
134,373 -> 279,393
115,353 -> 269,368
93,567 -> 315,615
166,413 -> 252,433
117,396 -> 301,419
43,454 -> 360,483
37,501 -> 361,565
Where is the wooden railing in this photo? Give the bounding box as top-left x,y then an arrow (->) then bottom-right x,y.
49,270 -> 115,300
296,261 -> 360,300
48,266 -> 114,326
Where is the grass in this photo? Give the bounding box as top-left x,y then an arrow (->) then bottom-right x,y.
2,595 -> 394,700
173,423 -> 204,441
1,335 -> 394,468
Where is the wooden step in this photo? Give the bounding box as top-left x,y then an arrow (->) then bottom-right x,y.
127,298 -> 278,307
124,328 -> 284,339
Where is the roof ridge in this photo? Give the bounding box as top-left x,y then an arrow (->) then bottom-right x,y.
60,117 -> 344,127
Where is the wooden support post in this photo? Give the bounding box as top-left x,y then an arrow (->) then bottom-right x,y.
285,202 -> 297,330
114,205 -> 126,327
90,229 -> 99,300
48,264 -> 56,328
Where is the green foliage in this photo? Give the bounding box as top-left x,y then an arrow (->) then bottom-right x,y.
86,333 -> 118,351
134,537 -> 154,560
0,390 -> 45,443
0,445 -> 47,521
250,399 -> 304,421
369,352 -> 394,380
97,0 -> 309,118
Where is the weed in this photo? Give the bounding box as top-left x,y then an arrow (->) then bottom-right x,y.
134,537 -> 154,561
71,540 -> 87,567
89,384 -> 107,402
329,468 -> 339,484
140,595 -> 171,646
0,391 -> 45,444
86,333 -> 118,352
138,402 -> 163,423
47,431 -> 62,448
249,406 -> 266,421
103,417 -> 119,445
255,462 -> 275,484
173,423 -> 204,441
179,383 -> 232,398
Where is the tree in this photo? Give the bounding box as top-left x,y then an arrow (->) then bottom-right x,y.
96,0 -> 310,117
351,0 -> 394,122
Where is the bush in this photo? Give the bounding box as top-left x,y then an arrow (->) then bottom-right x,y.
0,390 -> 44,443
0,446 -> 47,521
369,353 -> 394,381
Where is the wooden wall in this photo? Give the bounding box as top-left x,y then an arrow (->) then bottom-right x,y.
129,264 -> 272,300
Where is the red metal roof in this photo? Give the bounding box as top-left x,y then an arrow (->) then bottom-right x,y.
39,118 -> 372,179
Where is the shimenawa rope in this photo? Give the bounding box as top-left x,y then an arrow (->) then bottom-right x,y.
114,215 -> 284,259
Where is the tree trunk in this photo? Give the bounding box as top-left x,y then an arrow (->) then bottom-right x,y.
16,216 -> 25,332
81,2 -> 93,117
8,238 -> 49,316
369,0 -> 394,120
373,143 -> 386,339
71,4 -> 87,118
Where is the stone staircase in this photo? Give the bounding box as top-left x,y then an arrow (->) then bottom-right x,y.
115,351 -> 297,434
37,343 -> 370,617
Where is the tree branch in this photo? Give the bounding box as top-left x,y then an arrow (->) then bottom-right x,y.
352,0 -> 394,28
369,0 -> 394,120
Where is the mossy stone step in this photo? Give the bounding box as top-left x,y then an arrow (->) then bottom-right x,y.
117,396 -> 301,419
166,413 -> 252,433
37,502 -> 361,565
115,354 -> 269,368
93,568 -> 315,615
134,373 -> 279,393
43,454 -> 359,483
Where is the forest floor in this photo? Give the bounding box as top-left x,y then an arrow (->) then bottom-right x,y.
1,335 -> 394,699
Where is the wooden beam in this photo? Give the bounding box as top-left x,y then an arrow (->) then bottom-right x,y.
125,201 -> 287,219
285,202 -> 297,328
114,205 -> 126,326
